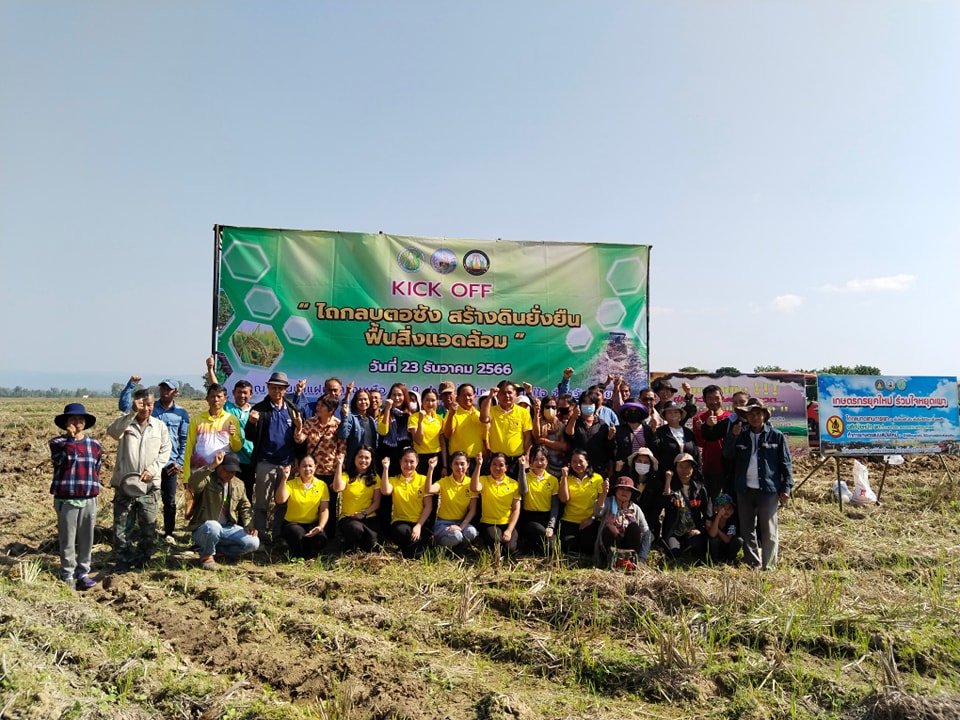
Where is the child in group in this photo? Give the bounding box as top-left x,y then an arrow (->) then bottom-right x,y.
598,476 -> 651,571
705,492 -> 744,564
49,403 -> 103,590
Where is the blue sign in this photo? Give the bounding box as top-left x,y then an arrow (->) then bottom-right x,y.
817,375 -> 960,456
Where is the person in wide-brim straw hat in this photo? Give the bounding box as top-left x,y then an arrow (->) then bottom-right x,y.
596,476 -> 652,569
49,403 -> 103,591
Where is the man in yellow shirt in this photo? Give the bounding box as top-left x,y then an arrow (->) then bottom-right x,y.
479,381 -> 532,477
442,384 -> 485,472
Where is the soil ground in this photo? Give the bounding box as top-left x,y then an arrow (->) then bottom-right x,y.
2,398 -> 959,720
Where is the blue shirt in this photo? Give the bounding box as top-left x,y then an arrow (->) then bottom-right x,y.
262,403 -> 295,465
119,380 -> 190,467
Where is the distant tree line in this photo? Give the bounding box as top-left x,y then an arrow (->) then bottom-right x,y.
677,364 -> 882,376
0,383 -> 206,399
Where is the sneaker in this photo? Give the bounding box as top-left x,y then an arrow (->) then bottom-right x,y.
64,577 -> 76,590
164,535 -> 177,545
200,555 -> 218,571
76,574 -> 97,590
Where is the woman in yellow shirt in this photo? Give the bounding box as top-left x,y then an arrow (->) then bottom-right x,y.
274,455 -> 329,559
558,449 -> 608,555
425,450 -> 478,552
379,448 -> 434,558
331,446 -> 380,552
518,446 -> 560,555
470,452 -> 521,557
408,387 -> 445,475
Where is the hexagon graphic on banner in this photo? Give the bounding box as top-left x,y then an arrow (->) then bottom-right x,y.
595,298 -> 626,330
283,316 -> 313,346
605,257 -> 645,297
566,325 -> 594,353
229,320 -> 284,371
223,241 -> 270,283
244,287 -> 281,320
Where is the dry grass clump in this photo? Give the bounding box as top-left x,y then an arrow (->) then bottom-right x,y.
853,690 -> 960,720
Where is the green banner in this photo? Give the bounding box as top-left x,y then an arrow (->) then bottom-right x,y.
215,226 -> 650,398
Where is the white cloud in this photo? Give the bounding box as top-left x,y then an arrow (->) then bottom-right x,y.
819,274 -> 917,293
771,294 -> 804,312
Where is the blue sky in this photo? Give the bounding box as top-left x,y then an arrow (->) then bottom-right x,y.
1,1 -> 957,390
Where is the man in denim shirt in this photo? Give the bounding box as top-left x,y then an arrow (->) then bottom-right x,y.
722,397 -> 793,570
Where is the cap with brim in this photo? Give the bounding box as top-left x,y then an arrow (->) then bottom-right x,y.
516,395 -> 531,406
120,472 -> 151,498
438,381 -> 455,394
736,397 -> 771,421
55,402 -> 97,430
219,452 -> 242,473
652,378 -> 677,393
613,476 -> 640,494
266,371 -> 289,386
628,447 -> 659,472
660,401 -> 685,415
674,452 -> 697,467
715,492 -> 734,506
158,379 -> 179,390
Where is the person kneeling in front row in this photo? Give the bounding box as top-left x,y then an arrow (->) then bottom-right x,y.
188,451 -> 260,571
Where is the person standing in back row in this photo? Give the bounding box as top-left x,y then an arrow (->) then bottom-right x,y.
119,376 -> 189,545
244,371 -> 305,543
107,388 -> 172,572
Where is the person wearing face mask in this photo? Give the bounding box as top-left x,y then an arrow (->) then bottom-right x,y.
376,382 -> 413,468
533,393 -> 571,478
614,401 -> 654,471
624,448 -> 664,541
563,391 -> 616,479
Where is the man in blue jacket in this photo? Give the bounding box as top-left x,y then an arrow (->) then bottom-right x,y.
722,398 -> 793,570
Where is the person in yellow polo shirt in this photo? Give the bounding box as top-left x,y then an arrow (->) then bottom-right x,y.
274,455 -> 329,559
558,449 -> 608,555
479,381 -> 533,478
379,448 -> 434,558
470,452 -> 521,557
331,446 -> 380,552
425,450 -> 478,552
443,384 -> 485,473
517,446 -> 561,555
409,388 -> 446,475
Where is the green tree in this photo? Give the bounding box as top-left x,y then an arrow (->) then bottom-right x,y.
111,382 -> 125,398
753,365 -> 785,373
678,366 -> 707,374
714,366 -> 740,375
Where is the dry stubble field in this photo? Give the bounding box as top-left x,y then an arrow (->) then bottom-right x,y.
1,397 -> 959,720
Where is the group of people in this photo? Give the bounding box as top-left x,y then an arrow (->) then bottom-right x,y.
47,360 -> 795,590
